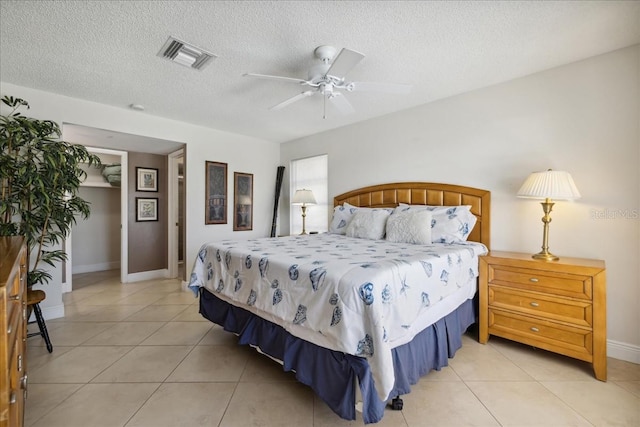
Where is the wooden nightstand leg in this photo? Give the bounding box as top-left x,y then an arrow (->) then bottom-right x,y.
593,354 -> 607,381
593,361 -> 607,381
478,311 -> 489,344
478,260 -> 489,344
592,271 -> 607,381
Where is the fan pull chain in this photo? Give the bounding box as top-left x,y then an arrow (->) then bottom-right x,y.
323,94 -> 327,119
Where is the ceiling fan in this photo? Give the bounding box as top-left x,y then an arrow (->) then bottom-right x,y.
243,45 -> 412,118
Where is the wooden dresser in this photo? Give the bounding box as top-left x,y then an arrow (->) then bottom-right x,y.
1,236 -> 27,427
479,251 -> 607,381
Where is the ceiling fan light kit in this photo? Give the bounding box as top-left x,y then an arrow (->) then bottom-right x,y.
244,45 -> 412,118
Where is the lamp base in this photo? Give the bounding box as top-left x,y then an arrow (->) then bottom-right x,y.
532,251 -> 559,261
532,200 -> 559,261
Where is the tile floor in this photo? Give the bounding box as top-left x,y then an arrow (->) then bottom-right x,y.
25,272 -> 640,426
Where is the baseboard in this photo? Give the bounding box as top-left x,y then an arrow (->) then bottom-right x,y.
72,261 -> 120,275
125,268 -> 170,283
608,339 -> 640,364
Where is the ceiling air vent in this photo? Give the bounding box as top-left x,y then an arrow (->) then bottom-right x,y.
157,37 -> 217,71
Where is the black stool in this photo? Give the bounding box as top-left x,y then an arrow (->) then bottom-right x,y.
27,289 -> 53,353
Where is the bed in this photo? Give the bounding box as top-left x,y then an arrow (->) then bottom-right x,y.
189,182 -> 491,424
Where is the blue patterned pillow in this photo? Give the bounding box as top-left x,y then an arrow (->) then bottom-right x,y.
329,203 -> 394,234
329,202 -> 359,234
394,204 -> 477,243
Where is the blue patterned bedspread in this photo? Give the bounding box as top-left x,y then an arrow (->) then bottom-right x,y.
189,233 -> 487,401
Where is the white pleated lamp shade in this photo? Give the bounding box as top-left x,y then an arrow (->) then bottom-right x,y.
517,170 -> 581,200
292,189 -> 317,205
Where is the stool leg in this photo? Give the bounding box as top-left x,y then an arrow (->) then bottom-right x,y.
33,303 -> 53,353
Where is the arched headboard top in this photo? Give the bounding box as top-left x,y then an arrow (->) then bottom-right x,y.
334,182 -> 491,249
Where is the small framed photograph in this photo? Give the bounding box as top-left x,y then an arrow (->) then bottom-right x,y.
136,197 -> 158,222
206,161 -> 228,224
136,167 -> 158,192
233,172 -> 253,231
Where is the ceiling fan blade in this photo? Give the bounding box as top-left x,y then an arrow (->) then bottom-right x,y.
328,93 -> 355,115
243,73 -> 308,85
326,48 -> 365,78
269,90 -> 315,111
350,81 -> 413,94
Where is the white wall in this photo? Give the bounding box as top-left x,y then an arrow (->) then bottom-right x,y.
0,82 -> 281,319
280,45 -> 640,363
72,186 -> 121,274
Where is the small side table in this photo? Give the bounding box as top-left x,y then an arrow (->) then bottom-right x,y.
479,251 -> 607,381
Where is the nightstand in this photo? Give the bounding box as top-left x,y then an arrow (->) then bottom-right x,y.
479,251 -> 607,381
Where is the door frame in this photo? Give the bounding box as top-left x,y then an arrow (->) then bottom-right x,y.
167,148 -> 184,280
63,147 -> 128,291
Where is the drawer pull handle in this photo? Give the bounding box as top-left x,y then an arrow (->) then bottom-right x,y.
7,324 -> 12,335
18,354 -> 22,372
20,374 -> 28,390
9,294 -> 20,301
530,302 -> 539,307
9,391 -> 16,405
529,278 -> 539,283
530,327 -> 540,332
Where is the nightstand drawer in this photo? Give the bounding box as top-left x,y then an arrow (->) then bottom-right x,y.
489,265 -> 592,300
488,285 -> 592,327
488,308 -> 593,358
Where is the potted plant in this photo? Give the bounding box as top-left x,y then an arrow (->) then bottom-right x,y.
0,95 -> 101,287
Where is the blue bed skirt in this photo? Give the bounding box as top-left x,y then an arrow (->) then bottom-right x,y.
198,287 -> 475,424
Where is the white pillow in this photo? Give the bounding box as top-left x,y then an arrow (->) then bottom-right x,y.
386,210 -> 432,244
394,204 -> 477,243
329,202 -> 359,234
345,209 -> 391,240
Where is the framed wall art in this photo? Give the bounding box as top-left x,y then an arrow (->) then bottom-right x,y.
136,197 -> 158,222
136,167 -> 158,192
234,172 -> 253,231
205,161 -> 228,224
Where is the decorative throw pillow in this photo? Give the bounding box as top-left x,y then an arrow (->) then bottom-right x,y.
430,206 -> 476,243
386,210 -> 432,244
345,209 -> 391,240
329,202 -> 359,234
394,205 -> 477,243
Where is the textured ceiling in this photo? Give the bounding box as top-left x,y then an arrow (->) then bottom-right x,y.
1,1 -> 639,145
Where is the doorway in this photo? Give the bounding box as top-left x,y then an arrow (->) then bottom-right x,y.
62,124 -> 185,291
64,147 -> 128,292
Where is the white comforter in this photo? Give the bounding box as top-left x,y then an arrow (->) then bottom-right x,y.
189,233 -> 487,401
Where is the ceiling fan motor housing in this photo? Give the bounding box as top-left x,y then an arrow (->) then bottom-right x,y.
314,45 -> 337,62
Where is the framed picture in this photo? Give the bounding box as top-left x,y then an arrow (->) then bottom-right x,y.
136,197 -> 158,222
205,161 -> 227,224
136,167 -> 158,192
234,172 -> 253,231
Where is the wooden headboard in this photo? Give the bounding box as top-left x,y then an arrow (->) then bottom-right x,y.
334,182 -> 491,249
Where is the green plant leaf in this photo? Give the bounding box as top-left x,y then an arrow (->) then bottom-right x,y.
1,95 -> 102,286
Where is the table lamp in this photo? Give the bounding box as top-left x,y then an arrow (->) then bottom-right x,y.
291,189 -> 316,235
517,169 -> 581,261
